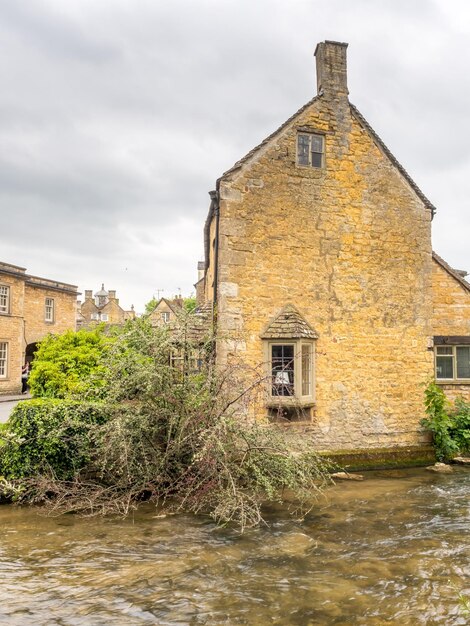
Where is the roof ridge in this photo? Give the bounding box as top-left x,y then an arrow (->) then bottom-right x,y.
221,96 -> 321,178
349,103 -> 436,216
432,251 -> 470,293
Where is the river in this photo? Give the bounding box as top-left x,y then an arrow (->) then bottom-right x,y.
0,467 -> 468,625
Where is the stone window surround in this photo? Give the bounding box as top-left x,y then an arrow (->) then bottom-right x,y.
264,340 -> 316,408
0,341 -> 8,379
45,297 -> 55,323
435,344 -> 470,383
0,284 -> 10,315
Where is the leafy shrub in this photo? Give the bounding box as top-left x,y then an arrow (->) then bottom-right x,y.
450,398 -> 470,455
0,399 -> 109,480
28,328 -> 111,398
422,382 -> 470,461
5,317 -> 332,529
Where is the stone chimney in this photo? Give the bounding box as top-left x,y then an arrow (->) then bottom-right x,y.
84,290 -> 92,300
108,290 -> 116,300
314,40 -> 348,98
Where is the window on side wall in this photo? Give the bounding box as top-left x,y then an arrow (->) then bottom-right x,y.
269,341 -> 315,401
0,342 -> 8,378
45,297 -> 54,322
435,345 -> 470,381
162,312 -> 170,323
0,285 -> 10,314
100,313 -> 109,322
297,132 -> 324,168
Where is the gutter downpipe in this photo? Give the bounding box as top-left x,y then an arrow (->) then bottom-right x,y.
209,188 -> 220,357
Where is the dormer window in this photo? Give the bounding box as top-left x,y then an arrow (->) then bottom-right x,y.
297,132 -> 324,168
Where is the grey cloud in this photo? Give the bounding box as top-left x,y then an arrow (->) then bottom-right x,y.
1,0 -> 470,311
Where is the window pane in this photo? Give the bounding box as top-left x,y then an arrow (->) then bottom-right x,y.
311,152 -> 323,168
297,135 -> 309,165
436,356 -> 453,379
436,346 -> 452,355
310,134 -> 323,153
272,345 -> 294,396
0,286 -> 9,313
0,342 -> 7,377
457,346 -> 470,378
301,344 -> 311,396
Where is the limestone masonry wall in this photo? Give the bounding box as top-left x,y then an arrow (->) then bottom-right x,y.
432,257 -> 470,402
0,263 -> 77,395
213,91 -> 433,451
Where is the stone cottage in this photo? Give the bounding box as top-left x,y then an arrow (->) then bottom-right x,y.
198,41 -> 470,462
147,297 -> 184,327
0,261 -> 78,395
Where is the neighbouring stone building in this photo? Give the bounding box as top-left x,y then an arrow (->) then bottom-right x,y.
432,252 -> 470,402
78,285 -> 135,328
197,40 -> 470,462
147,297 -> 184,327
0,261 -> 78,395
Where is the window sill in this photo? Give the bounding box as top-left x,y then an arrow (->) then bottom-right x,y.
266,398 -> 315,408
436,380 -> 470,385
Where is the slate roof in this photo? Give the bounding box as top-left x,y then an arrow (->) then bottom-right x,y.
349,104 -> 436,217
432,251 -> 470,293
222,96 -> 320,178
260,305 -> 319,340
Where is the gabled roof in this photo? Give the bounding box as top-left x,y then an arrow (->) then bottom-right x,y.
350,104 -> 436,217
222,96 -> 320,178
432,251 -> 470,293
152,297 -> 183,316
219,98 -> 436,217
260,305 -> 319,340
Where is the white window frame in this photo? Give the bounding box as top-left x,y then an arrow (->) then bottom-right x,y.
265,340 -> 315,406
0,342 -> 8,378
91,312 -> 99,321
45,297 -> 55,323
435,345 -> 470,381
297,132 -> 324,168
0,285 -> 10,314
100,313 -> 109,322
161,311 -> 170,323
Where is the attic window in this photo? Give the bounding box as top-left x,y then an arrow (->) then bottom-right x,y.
297,133 -> 324,168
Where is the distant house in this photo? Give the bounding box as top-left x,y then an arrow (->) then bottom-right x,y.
197,40 -> 470,461
147,297 -> 184,327
78,285 -> 135,328
0,261 -> 78,395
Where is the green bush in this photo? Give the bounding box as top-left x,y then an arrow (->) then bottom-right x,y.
28,328 -> 111,398
0,399 -> 109,480
2,318 -> 332,529
451,398 -> 470,455
421,382 -> 470,461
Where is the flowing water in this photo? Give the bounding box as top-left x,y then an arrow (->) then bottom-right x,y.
0,468 -> 469,625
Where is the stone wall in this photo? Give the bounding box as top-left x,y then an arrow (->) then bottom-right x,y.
432,255 -> 470,402
208,46 -> 434,452
24,283 -> 77,345
0,263 -> 78,395
0,270 -> 26,394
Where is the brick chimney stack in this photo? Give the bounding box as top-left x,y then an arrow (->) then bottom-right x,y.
314,40 -> 349,98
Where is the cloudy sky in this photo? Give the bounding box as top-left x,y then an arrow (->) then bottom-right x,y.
1,0 -> 469,312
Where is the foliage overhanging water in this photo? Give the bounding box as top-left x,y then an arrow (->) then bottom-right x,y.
0,468 -> 469,625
